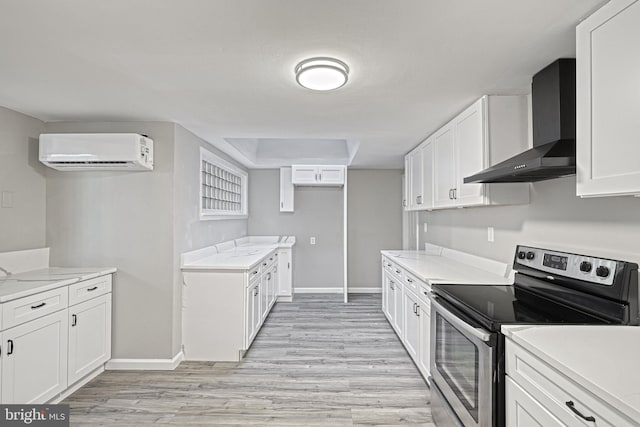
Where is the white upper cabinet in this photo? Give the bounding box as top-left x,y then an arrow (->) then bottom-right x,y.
279,167 -> 294,212
291,165 -> 345,186
433,124 -> 456,208
404,138 -> 434,211
577,0 -> 640,197
408,96 -> 530,211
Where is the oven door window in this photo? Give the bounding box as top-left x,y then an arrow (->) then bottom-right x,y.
435,312 -> 479,422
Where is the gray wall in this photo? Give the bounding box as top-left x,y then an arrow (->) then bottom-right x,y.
45,121 -> 177,359
419,176 -> 640,264
0,107 -> 46,252
247,169 -> 344,290
172,124 -> 247,353
347,170 -> 403,289
45,121 -> 249,360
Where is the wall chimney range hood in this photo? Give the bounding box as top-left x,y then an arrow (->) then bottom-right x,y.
464,59 -> 576,184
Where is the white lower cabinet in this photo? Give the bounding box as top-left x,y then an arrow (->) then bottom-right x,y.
381,255 -> 431,382
392,281 -> 404,336
277,247 -> 294,301
506,337 -> 633,427
417,301 -> 431,379
68,294 -> 112,385
506,377 -> 564,427
403,290 -> 420,360
0,273 -> 113,404
1,310 -> 68,404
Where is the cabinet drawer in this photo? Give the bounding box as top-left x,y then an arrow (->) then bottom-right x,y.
403,271 -> 425,295
68,275 -> 112,306
506,339 -> 633,427
2,287 -> 69,330
418,281 -> 431,305
248,265 -> 262,285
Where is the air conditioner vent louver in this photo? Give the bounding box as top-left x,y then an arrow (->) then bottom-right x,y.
39,133 -> 154,171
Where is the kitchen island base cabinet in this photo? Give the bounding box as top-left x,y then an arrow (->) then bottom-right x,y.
1,310 -> 68,404
277,248 -> 293,302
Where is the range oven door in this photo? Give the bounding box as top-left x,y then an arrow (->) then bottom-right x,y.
430,297 -> 497,427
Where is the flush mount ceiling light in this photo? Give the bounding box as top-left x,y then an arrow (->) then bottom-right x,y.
295,57 -> 349,91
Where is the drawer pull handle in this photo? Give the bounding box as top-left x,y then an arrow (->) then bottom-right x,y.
263,263 -> 267,267
252,270 -> 259,275
407,278 -> 413,283
416,305 -> 420,317
7,339 -> 14,355
31,302 -> 46,309
565,401 -> 595,422
395,270 -> 401,274
72,314 -> 77,327
87,286 -> 98,291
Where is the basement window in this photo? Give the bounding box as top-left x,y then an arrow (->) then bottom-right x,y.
200,147 -> 248,220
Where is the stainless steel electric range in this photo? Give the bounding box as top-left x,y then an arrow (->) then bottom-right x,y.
428,245 -> 639,427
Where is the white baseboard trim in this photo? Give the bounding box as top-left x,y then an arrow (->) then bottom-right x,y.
277,295 -> 293,302
294,287 -> 343,294
348,287 -> 382,294
105,350 -> 184,371
50,365 -> 104,403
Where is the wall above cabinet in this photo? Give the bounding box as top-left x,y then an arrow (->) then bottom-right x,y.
291,165 -> 346,186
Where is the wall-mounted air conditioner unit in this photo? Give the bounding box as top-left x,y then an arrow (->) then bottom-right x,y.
39,133 -> 154,171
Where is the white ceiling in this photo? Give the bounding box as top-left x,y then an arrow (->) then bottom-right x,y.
0,0 -> 605,169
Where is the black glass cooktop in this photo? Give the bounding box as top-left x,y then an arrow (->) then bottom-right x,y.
431,283 -> 619,332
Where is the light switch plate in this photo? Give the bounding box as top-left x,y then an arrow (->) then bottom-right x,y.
423,222 -> 428,233
1,191 -> 14,208
487,227 -> 494,243
310,237 -> 316,245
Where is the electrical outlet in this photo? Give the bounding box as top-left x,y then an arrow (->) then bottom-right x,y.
487,227 -> 495,243
310,237 -> 316,245
1,191 -> 14,208
423,222 -> 428,233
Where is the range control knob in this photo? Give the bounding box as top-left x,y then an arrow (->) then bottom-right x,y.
579,261 -> 593,273
517,251 -> 526,260
596,266 -> 610,278
526,251 -> 535,260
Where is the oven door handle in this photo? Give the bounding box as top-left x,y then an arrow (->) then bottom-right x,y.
431,297 -> 494,343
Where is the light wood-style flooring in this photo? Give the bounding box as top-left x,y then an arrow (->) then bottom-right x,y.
65,294 -> 434,426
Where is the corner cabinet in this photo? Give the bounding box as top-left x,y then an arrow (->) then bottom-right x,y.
576,0 -> 640,197
406,96 -> 530,211
291,165 -> 345,186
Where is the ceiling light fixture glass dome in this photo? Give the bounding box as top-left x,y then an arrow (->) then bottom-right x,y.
295,57 -> 349,91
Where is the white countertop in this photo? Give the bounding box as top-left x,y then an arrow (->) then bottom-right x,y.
181,236 -> 295,271
0,267 -> 116,303
503,325 -> 640,422
381,250 -> 512,285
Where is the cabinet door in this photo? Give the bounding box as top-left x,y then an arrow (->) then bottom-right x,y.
318,166 -> 345,184
421,142 -> 434,209
261,273 -> 269,322
277,249 -> 292,298
403,156 -> 410,210
417,302 -> 431,379
433,125 -> 456,208
393,282 -> 403,336
2,310 -> 68,404
506,377 -> 565,427
403,291 -> 419,360
279,168 -> 294,212
68,294 -> 112,385
245,284 -> 256,347
577,0 -> 640,197
454,99 -> 486,206
270,267 -> 277,308
409,150 -> 423,209
385,276 -> 395,324
291,166 -> 318,184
